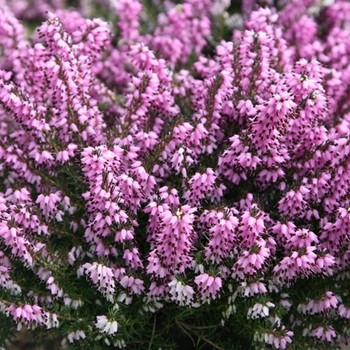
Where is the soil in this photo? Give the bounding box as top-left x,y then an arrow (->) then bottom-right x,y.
3,329 -> 68,350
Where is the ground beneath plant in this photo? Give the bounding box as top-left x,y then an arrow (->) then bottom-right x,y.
3,328 -> 67,350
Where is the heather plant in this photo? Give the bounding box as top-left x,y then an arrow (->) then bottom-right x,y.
1,0 -> 350,349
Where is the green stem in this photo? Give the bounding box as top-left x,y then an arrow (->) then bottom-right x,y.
147,314 -> 157,350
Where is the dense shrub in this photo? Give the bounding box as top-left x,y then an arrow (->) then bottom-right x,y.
1,0 -> 350,349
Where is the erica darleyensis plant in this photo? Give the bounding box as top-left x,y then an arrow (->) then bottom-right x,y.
1,0 -> 350,349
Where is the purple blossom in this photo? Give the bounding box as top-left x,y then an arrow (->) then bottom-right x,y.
1,0 -> 350,349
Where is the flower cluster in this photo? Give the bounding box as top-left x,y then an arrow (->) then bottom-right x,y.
1,0 -> 350,349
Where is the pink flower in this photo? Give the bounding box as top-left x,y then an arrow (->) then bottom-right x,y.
204,209 -> 238,264
273,246 -> 320,286
36,191 -> 62,219
146,203 -> 197,278
233,241 -> 270,279
5,304 -> 59,329
297,291 -> 339,315
240,281 -> 267,297
255,327 -> 293,349
116,0 -> 142,42
119,275 -> 145,295
0,265 -> 21,295
311,326 -> 336,342
79,262 -> 116,302
183,168 -> 225,205
194,273 -> 222,301
278,186 -> 310,218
